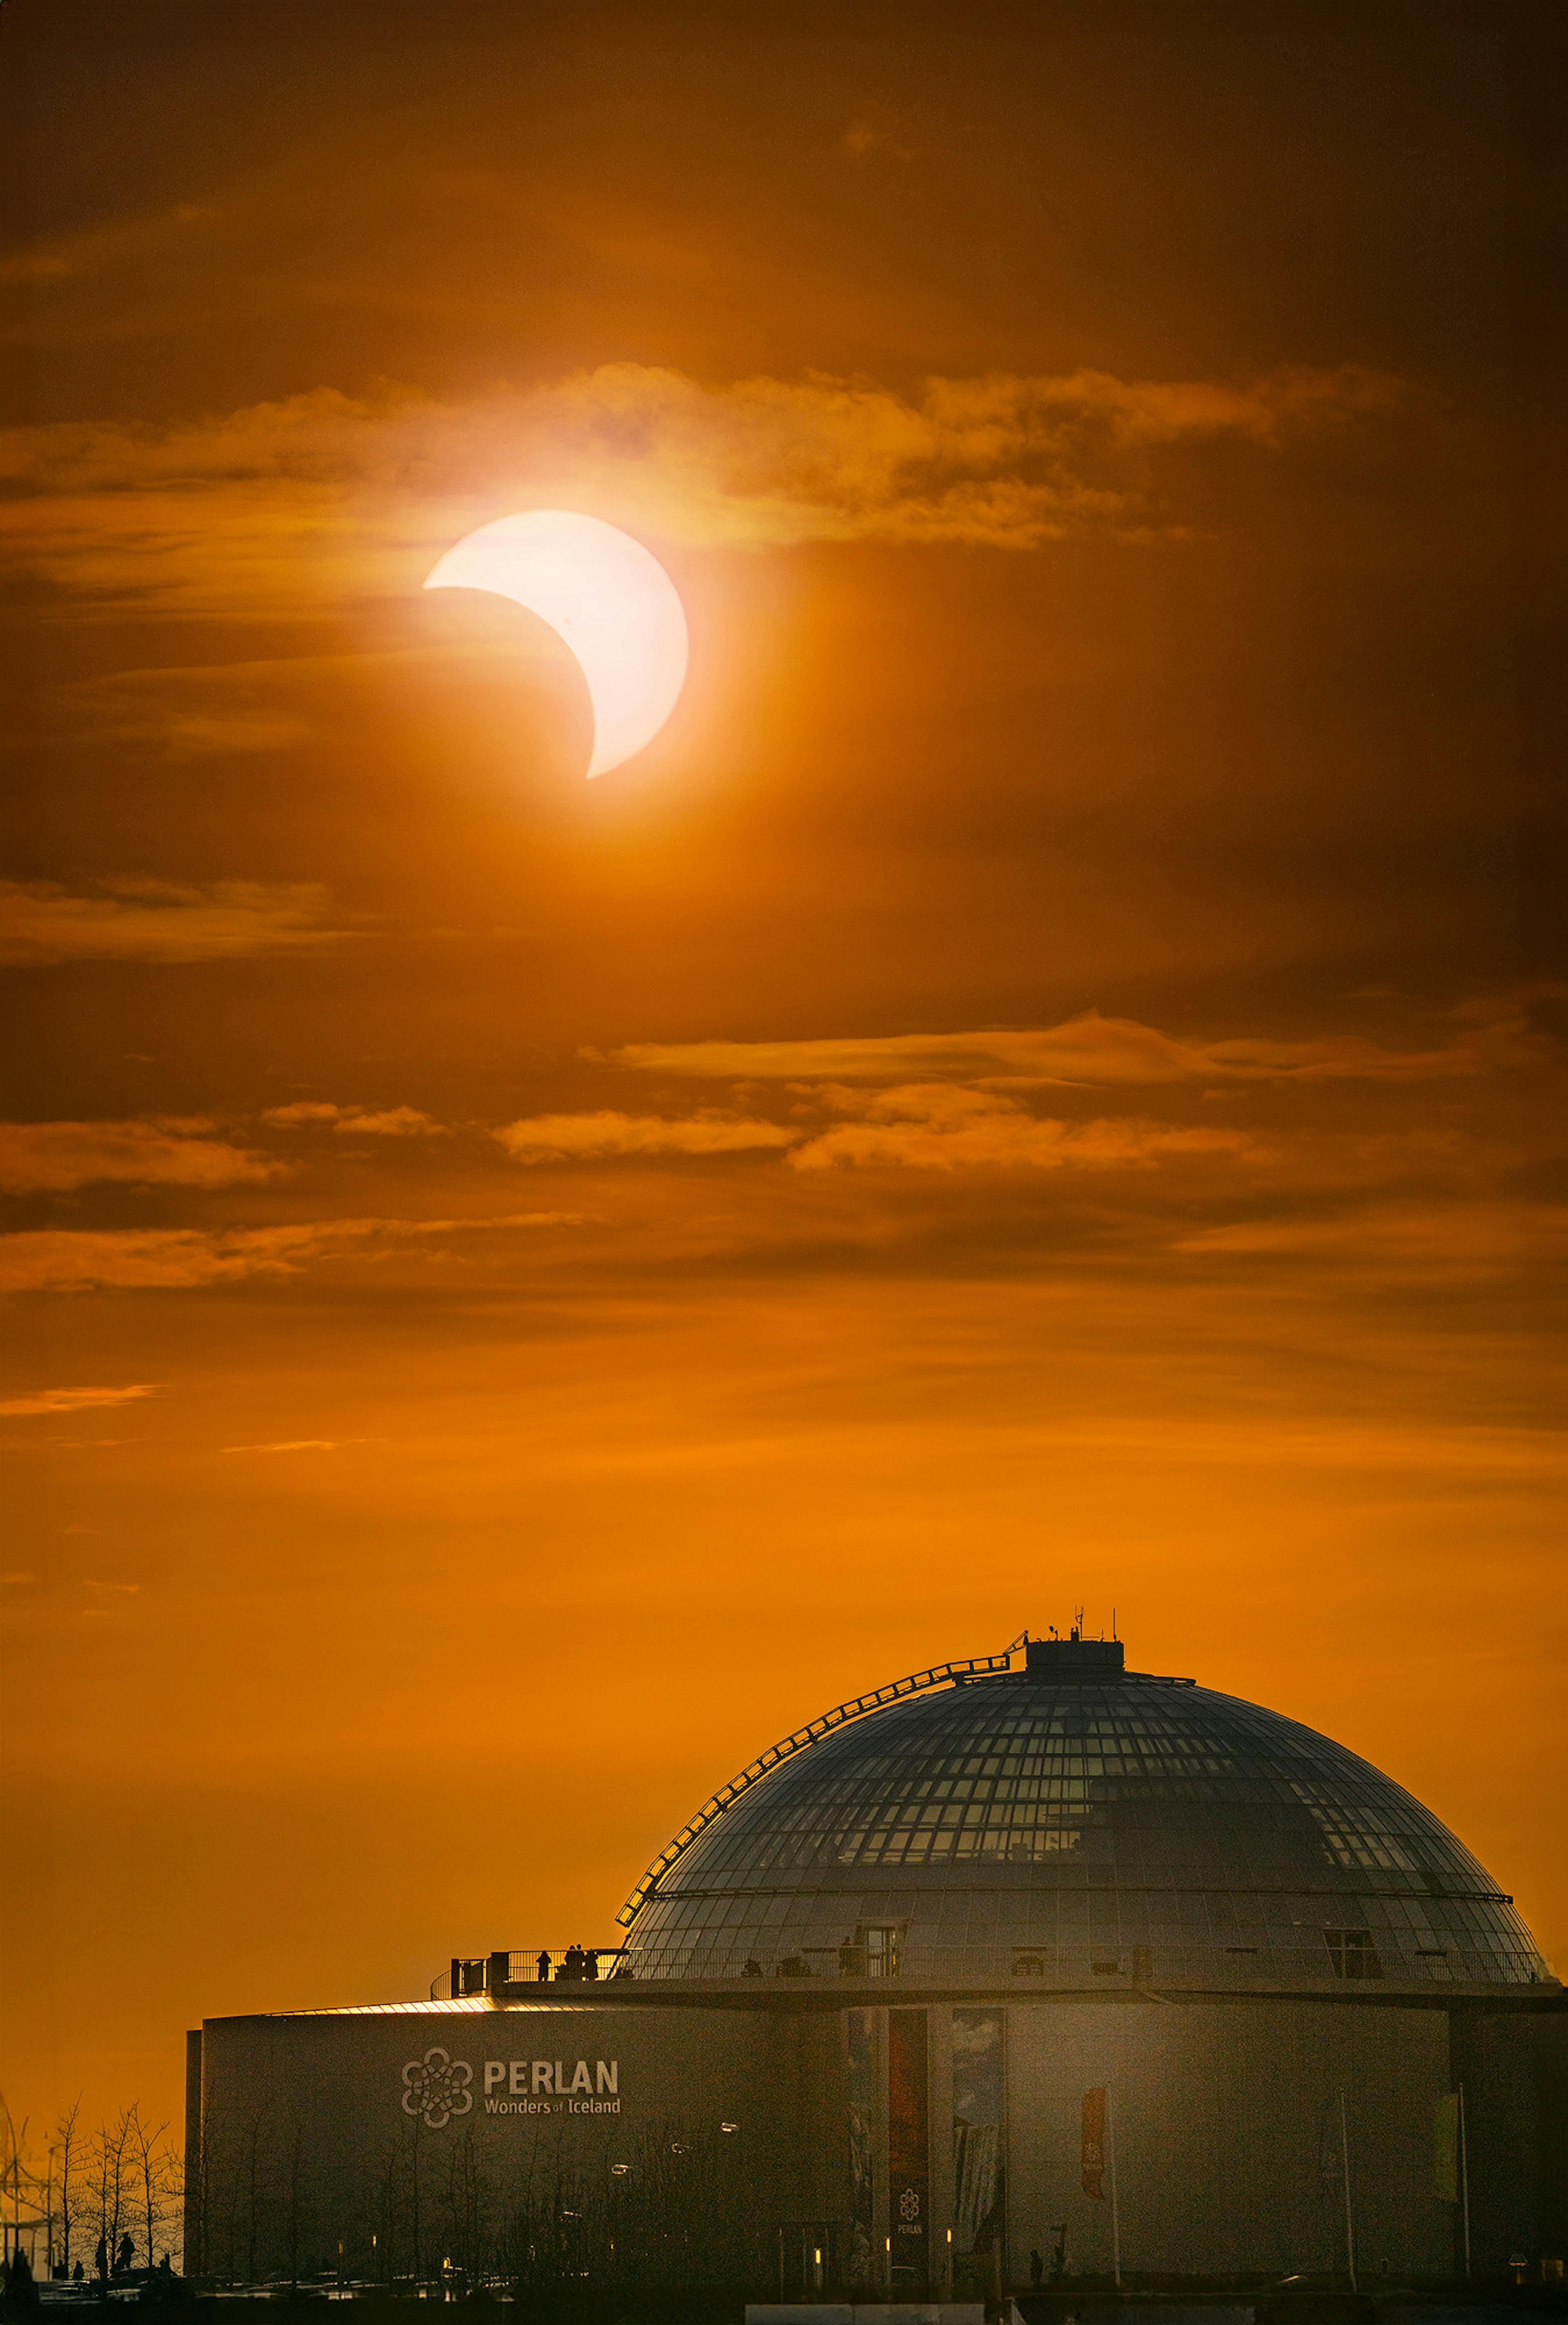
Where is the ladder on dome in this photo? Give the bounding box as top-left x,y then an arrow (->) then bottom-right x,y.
615,1632 -> 1029,1928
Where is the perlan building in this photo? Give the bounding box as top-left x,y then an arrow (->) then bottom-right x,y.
186,1634 -> 1565,2293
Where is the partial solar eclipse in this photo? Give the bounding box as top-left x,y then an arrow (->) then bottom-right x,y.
423,510 -> 688,778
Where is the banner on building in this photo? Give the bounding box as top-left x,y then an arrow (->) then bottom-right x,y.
1081,2086 -> 1107,2200
952,2006 -> 1005,2296
888,2009 -> 930,2291
846,2009 -> 876,2285
1432,2092 -> 1459,2203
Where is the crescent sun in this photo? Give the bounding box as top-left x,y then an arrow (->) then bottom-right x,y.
423,510 -> 689,779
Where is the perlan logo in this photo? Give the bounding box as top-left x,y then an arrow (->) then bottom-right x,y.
401,2048 -> 474,2130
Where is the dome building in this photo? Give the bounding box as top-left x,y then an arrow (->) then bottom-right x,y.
185,1632 -> 1565,2294
617,1635 -> 1547,1997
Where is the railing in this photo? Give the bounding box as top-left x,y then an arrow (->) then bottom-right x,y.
432,1935 -> 1553,1998
615,1636 -> 1029,1928
431,1948 -> 632,2000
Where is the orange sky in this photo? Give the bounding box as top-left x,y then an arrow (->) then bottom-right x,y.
2,0 -> 1564,2144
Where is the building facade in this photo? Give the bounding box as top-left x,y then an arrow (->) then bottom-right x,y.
185,1636 -> 1566,2288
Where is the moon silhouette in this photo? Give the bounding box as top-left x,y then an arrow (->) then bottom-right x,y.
423,510 -> 689,779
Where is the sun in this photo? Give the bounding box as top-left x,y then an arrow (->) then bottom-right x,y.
424,510 -> 690,778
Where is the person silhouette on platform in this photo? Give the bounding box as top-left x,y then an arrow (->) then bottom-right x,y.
72,2261 -> 84,2284
1030,2248 -> 1044,2287
537,1950 -> 552,1982
94,2238 -> 108,2281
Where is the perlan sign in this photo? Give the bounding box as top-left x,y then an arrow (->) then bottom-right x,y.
401,2048 -> 621,2127
483,2058 -> 621,2117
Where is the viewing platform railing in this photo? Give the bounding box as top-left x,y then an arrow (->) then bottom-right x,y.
432,1948 -> 633,1999
431,1933 -> 1552,1999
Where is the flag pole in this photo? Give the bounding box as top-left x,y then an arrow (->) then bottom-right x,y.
1457,2083 -> 1471,2279
1339,2090 -> 1357,2294
1107,2084 -> 1123,2289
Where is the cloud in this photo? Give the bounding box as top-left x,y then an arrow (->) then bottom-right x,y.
56,660 -> 316,758
0,1213 -> 592,1293
787,1085 -> 1263,1173
0,1383 -> 159,1417
604,1004 -> 1546,1088
0,878 -> 339,965
0,200 -> 224,292
0,1119 -> 280,1194
222,1438 -> 345,1453
495,1111 -> 796,1162
491,1086 -> 1263,1177
262,1102 -> 446,1136
0,361 -> 1403,611
1173,1203 -> 1568,1270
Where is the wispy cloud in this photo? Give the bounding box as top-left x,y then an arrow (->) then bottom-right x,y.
604,1004 -> 1547,1088
0,1383 -> 159,1417
56,662 -> 315,758
0,1119 -> 279,1195
222,1438 -> 347,1454
263,1102 -> 446,1136
495,1112 -> 795,1162
786,1086 -> 1264,1173
0,878 -> 339,965
0,1213 -> 592,1293
81,1576 -> 140,1617
1173,1202 -> 1568,1271
492,1087 -> 1264,1177
0,361 -> 1403,612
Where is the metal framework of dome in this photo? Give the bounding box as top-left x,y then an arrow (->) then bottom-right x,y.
617,1634 -> 1028,1925
619,1630 -> 1552,1995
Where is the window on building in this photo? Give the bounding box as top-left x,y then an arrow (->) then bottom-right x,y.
846,1924 -> 901,1977
1323,1928 -> 1383,1979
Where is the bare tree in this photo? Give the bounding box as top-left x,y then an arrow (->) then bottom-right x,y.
53,2099 -> 83,2280
1,2100 -> 43,2273
89,2111 -> 133,2282
126,2107 -> 179,2272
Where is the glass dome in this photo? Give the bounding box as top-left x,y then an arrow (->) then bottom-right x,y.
621,1641 -> 1552,1993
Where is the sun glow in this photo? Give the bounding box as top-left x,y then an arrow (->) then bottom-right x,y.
423,510 -> 689,778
